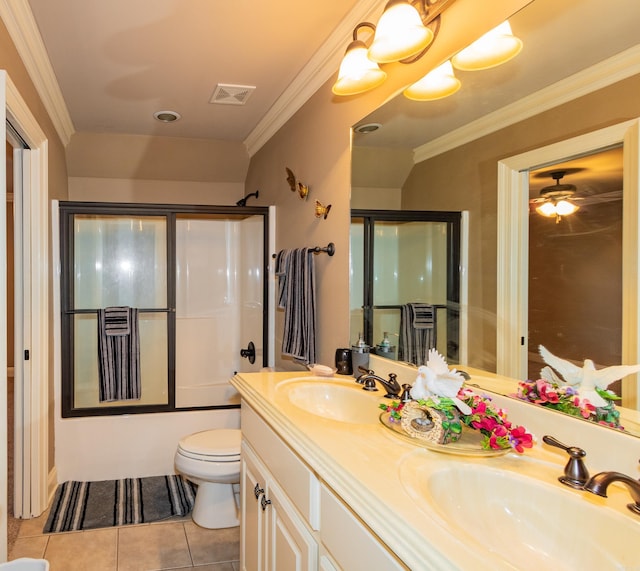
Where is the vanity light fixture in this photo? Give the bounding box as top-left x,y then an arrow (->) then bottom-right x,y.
534,171 -> 580,223
451,20 -> 522,71
332,0 -> 453,97
403,59 -> 461,101
332,0 -> 522,101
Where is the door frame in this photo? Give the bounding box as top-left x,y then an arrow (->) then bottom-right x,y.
1,72 -> 50,530
496,119 -> 640,408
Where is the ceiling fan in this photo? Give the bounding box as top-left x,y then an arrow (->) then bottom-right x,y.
530,170 -> 581,223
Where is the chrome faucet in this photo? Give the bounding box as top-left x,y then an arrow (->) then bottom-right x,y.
583,471 -> 640,516
356,367 -> 402,398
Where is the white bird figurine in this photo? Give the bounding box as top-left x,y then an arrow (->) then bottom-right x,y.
410,349 -> 472,414
539,344 -> 640,407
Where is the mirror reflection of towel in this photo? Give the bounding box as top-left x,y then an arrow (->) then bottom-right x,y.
398,303 -> 436,366
97,307 -> 141,402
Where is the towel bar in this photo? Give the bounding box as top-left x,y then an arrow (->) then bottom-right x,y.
272,242 -> 335,258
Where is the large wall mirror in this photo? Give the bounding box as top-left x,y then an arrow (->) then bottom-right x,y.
350,0 -> 640,435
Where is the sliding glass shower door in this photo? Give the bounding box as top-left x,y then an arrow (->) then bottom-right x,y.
175,214 -> 265,408
71,215 -> 169,410
351,210 -> 461,364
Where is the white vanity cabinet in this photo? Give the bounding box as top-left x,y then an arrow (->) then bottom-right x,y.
241,403 -> 319,571
240,401 -> 408,571
241,442 -> 317,571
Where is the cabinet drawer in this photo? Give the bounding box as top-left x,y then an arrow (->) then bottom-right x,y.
242,402 -> 320,529
320,484 -> 408,571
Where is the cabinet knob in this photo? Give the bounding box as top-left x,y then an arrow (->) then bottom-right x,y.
261,495 -> 272,511
254,483 -> 264,500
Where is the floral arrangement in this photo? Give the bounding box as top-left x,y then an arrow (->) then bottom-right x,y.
380,387 -> 533,454
515,378 -> 623,430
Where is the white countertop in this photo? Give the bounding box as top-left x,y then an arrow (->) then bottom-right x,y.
231,369 -> 640,570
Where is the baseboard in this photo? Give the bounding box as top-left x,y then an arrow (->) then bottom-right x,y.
47,466 -> 58,507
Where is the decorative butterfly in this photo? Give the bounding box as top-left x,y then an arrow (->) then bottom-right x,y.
285,167 -> 309,200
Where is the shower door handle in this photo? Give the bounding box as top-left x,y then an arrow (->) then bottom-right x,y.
240,341 -> 256,364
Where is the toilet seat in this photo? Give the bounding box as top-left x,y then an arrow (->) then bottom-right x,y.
177,429 -> 241,462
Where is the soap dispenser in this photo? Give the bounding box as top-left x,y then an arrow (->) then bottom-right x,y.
351,332 -> 370,373
375,331 -> 396,360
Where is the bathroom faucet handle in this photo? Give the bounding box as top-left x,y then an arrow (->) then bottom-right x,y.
356,366 -> 374,383
543,435 -> 590,489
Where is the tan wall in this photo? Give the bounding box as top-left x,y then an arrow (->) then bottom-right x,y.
244,0 -> 531,370
402,74 -> 640,371
66,132 -> 249,184
68,178 -> 244,205
0,17 -> 69,472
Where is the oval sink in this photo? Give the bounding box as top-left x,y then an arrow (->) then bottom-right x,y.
277,379 -> 380,424
401,460 -> 640,570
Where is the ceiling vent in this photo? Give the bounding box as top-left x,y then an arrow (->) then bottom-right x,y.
210,84 -> 256,105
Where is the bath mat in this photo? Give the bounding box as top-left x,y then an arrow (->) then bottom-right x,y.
44,475 -> 196,533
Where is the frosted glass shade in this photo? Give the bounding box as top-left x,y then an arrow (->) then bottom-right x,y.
404,60 -> 461,101
535,200 -> 579,217
452,21 -> 522,71
368,0 -> 434,63
332,40 -> 387,96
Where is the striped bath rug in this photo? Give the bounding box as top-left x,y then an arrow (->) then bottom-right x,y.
44,475 -> 196,533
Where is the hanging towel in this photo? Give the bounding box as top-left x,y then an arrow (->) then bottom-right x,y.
97,307 -> 141,402
398,303 -> 436,366
276,248 -> 316,365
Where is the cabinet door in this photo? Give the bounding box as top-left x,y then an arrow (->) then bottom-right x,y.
266,479 -> 318,571
241,445 -> 267,571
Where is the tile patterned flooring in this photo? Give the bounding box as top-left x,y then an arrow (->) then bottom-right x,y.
8,508 -> 240,571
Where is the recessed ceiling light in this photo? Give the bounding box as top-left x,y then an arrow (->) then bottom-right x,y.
153,110 -> 181,123
354,122 -> 382,134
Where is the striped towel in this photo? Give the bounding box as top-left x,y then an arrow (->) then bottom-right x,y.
103,306 -> 130,336
97,307 -> 141,402
398,303 -> 436,366
275,248 -> 316,365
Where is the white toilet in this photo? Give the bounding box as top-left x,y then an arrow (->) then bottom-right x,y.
174,428 -> 241,529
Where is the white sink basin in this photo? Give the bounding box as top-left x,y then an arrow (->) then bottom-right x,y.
277,378 -> 380,424
400,457 -> 640,570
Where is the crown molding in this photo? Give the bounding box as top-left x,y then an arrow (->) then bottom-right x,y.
413,44 -> 640,164
244,0 -> 382,157
0,0 -> 75,145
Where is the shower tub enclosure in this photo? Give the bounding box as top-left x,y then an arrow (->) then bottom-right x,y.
55,202 -> 270,481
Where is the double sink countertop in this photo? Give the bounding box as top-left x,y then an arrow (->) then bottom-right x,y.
231,367 -> 640,570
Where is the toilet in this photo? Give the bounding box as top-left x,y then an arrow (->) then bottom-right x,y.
174,428 -> 241,529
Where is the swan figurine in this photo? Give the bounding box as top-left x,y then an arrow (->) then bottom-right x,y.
539,345 -> 640,407
410,349 -> 472,415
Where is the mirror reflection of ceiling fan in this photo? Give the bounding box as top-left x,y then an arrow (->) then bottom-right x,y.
529,170 -> 622,223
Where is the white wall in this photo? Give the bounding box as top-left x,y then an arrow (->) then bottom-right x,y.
54,408 -> 240,482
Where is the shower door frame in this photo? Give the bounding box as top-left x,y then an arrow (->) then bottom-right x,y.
59,202 -> 270,418
351,209 -> 463,363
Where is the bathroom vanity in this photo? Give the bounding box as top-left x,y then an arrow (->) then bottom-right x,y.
231,367 -> 640,570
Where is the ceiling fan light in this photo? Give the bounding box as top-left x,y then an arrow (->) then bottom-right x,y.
555,200 -> 579,216
536,201 -> 557,217
404,60 -> 461,101
368,0 -> 434,63
332,40 -> 387,96
451,20 -> 523,71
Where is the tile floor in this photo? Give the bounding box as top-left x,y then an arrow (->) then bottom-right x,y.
8,508 -> 240,571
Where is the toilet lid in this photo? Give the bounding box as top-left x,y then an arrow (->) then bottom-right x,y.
178,429 -> 241,459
